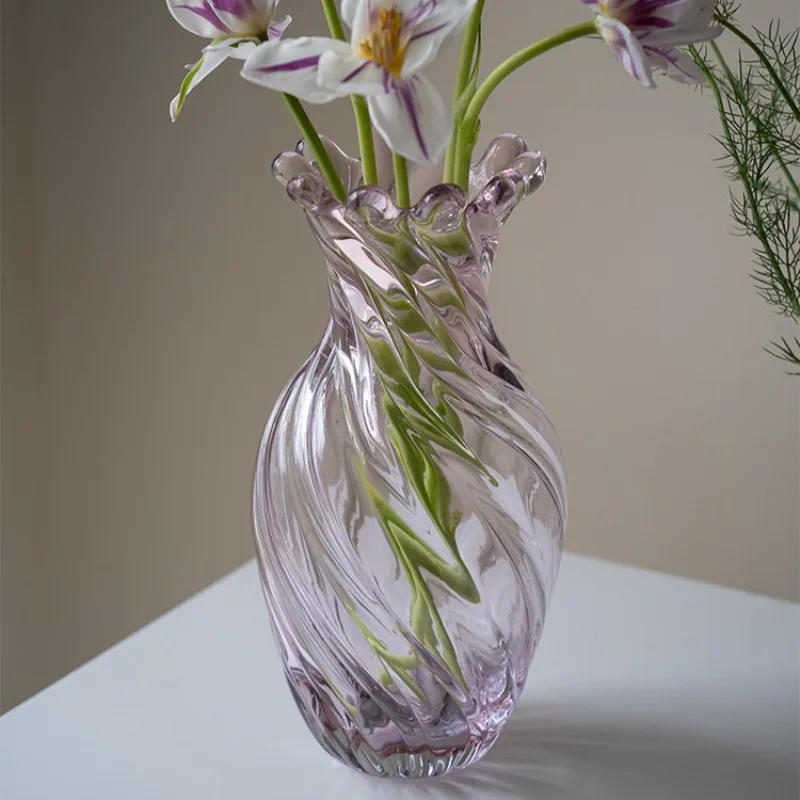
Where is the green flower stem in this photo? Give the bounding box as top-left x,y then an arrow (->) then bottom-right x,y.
455,19 -> 597,190
360,276 -> 490,480
347,603 -> 426,699
453,0 -> 485,114
444,0 -> 485,183
353,98 -> 379,186
320,0 -> 346,38
282,94 -> 346,201
444,129 -> 462,188
364,478 -> 470,690
342,246 -> 503,694
715,16 -> 800,124
393,152 -> 411,208
320,0 -> 379,186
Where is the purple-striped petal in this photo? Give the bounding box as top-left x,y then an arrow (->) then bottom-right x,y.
646,45 -> 706,84
267,13 -> 292,41
639,22 -> 722,48
203,36 -> 259,59
342,0 -> 474,81
167,0 -> 278,38
629,0 -> 716,30
400,0 -> 476,35
346,0 -> 376,45
170,39 -> 244,120
599,18 -> 656,88
586,0 -> 720,87
241,37 -> 348,104
367,74 -> 451,164
307,0 -> 471,161
168,0 -> 231,36
318,51 -> 386,95
401,20 -> 453,76
402,0 -> 476,75
399,0 -> 438,28
205,0 -> 277,32
596,0 -> 719,35
390,0 -> 474,26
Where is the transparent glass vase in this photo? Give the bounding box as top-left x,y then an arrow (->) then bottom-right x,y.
252,135 -> 567,779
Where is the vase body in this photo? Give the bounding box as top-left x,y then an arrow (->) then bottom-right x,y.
252,136 -> 567,779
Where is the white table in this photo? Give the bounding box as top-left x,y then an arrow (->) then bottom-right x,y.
1,554 -> 797,799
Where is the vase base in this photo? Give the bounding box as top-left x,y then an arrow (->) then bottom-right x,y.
287,667 -> 507,779
325,734 -> 501,779
286,662 -> 513,779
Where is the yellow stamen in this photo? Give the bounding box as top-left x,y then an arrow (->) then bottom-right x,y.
359,8 -> 407,78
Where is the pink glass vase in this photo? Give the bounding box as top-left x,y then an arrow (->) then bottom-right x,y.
252,135 -> 567,779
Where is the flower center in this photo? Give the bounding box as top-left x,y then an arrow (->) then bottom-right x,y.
359,8 -> 407,78
599,0 -> 623,19
599,0 -> 627,20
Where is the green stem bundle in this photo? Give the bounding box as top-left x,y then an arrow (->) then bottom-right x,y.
286,6 -> 598,204
444,0 -> 485,183
453,20 -> 597,190
393,152 -> 410,208
282,94 -> 346,201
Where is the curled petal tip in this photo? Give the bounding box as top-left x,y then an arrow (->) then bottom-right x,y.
590,0 -> 722,86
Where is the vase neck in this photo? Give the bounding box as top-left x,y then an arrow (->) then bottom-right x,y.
305,207 -> 508,384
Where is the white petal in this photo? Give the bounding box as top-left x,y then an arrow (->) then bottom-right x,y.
401,0 -> 476,26
393,0 -> 452,21
204,36 -> 259,60
644,0 -> 716,28
244,0 -> 280,27
241,37 -> 348,103
689,1 -> 718,28
402,36 -> 440,78
599,18 -> 655,88
169,43 -> 235,120
257,0 -> 280,15
318,50 -> 386,95
647,46 -> 706,85
372,0 -> 407,10
267,13 -> 292,41
346,0 -> 374,45
166,0 -> 229,37
402,0 -> 476,75
600,0 -> 637,14
207,0 -> 276,36
641,23 -> 722,49
367,75 -> 451,164
167,0 -> 277,37
402,19 -> 458,76
340,0 -> 360,29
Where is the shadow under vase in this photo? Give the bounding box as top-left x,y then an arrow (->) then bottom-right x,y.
404,694 -> 799,800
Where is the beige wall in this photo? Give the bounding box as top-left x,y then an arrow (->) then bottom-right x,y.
1,0 -> 798,711
1,0 -> 46,710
